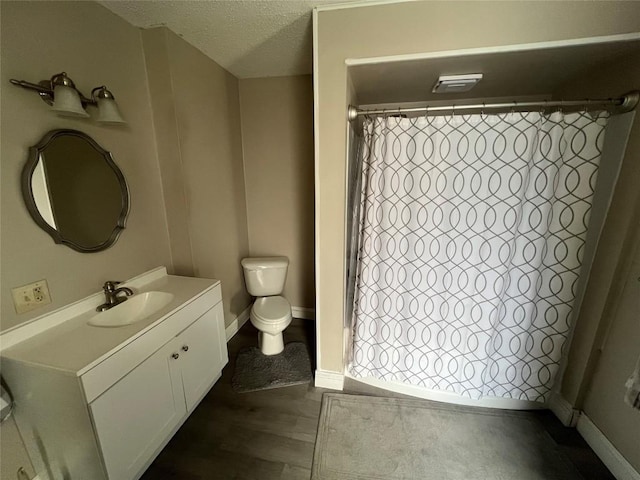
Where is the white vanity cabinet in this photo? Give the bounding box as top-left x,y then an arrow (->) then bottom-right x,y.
1,272 -> 228,480
90,304 -> 227,480
174,303 -> 227,412
90,339 -> 186,480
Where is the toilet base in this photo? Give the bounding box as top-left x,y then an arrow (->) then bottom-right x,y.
259,331 -> 284,355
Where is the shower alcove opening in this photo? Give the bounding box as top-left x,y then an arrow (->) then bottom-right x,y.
343,37 -> 640,411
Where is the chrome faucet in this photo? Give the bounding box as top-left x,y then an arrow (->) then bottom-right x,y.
96,281 -> 134,312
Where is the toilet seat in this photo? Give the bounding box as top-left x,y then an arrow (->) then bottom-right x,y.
252,296 -> 291,323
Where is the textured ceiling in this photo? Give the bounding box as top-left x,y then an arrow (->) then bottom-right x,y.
100,0 -> 358,79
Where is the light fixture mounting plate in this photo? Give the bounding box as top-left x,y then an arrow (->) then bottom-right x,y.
38,80 -> 54,105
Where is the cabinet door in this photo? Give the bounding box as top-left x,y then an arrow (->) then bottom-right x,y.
90,340 -> 186,480
178,303 -> 228,412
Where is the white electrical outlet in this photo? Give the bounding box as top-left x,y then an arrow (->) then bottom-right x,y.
12,279 -> 52,314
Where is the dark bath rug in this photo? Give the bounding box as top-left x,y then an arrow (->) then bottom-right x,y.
232,342 -> 313,393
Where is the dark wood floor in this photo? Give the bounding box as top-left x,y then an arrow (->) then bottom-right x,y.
142,319 -> 614,480
142,319 -> 324,480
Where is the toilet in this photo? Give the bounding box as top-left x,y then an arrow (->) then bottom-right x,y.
241,257 -> 292,355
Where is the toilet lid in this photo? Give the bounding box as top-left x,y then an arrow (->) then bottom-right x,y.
252,296 -> 291,322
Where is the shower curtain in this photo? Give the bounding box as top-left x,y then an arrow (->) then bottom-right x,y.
350,111 -> 608,402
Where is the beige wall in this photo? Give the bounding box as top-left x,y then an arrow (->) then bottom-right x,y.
0,1 -> 172,331
554,52 -> 640,406
553,52 -> 640,470
239,76 -> 315,309
315,1 -> 640,372
583,219 -> 640,471
142,28 -> 195,276
142,28 -> 251,327
0,1 -> 173,477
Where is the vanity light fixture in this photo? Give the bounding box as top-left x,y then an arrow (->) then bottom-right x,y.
9,72 -> 126,125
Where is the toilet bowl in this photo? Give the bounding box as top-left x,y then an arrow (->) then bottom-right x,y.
241,257 -> 291,355
251,296 -> 292,355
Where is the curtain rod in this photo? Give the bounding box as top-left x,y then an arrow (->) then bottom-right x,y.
347,91 -> 639,121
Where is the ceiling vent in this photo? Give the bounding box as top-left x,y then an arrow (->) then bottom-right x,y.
432,74 -> 483,93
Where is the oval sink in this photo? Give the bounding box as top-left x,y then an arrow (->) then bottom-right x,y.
88,292 -> 175,328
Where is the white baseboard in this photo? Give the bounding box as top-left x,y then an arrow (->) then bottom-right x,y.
225,306 -> 251,341
225,305 -> 314,341
292,306 -> 315,320
548,391 -> 580,427
577,413 -> 640,480
345,372 -> 545,410
224,305 -> 313,342
315,369 -> 344,390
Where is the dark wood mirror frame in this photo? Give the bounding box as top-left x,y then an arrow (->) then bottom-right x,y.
22,129 -> 130,253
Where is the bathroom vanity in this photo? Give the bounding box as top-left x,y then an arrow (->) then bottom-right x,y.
1,268 -> 228,480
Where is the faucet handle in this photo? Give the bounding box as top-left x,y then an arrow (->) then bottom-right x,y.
103,281 -> 121,291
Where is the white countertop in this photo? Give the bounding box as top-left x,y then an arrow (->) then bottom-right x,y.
1,273 -> 219,376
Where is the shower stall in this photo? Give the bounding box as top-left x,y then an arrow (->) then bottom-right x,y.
343,42 -> 638,410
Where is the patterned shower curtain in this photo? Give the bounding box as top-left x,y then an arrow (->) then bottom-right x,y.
350,111 -> 608,402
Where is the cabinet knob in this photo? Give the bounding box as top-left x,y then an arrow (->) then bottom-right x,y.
181,345 -> 189,352
171,353 -> 179,360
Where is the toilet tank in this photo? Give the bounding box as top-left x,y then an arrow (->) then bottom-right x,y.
241,257 -> 289,296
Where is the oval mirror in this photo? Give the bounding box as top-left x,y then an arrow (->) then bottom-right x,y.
22,129 -> 129,252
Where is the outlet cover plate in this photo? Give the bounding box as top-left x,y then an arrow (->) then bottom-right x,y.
12,279 -> 52,314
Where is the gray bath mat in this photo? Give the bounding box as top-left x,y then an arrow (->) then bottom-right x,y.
232,342 -> 312,393
312,394 -> 584,480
